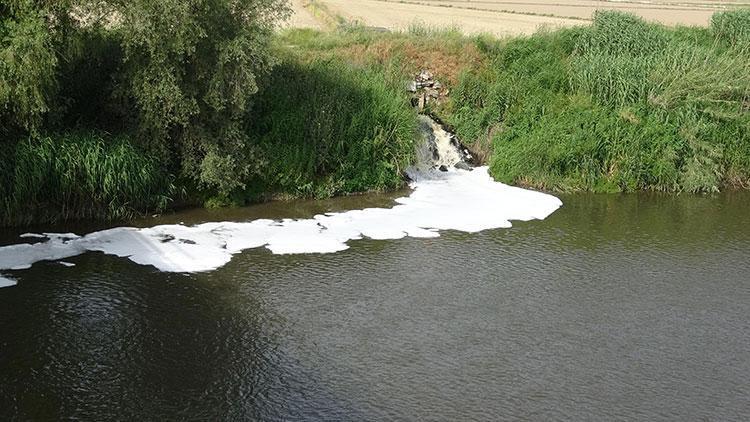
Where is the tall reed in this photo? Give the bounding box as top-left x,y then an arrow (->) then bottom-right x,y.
1,132 -> 172,226
447,10 -> 750,193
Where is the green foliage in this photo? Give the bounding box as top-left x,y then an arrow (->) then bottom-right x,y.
115,0 -> 289,192
450,29 -> 576,145
1,0 -> 292,225
711,9 -> 750,47
245,58 -> 417,199
5,4 -> 750,226
447,10 -> 750,193
576,11 -> 667,57
56,25 -> 127,130
1,133 -> 172,226
0,4 -> 57,134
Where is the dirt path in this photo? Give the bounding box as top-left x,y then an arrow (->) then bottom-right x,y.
369,0 -> 740,26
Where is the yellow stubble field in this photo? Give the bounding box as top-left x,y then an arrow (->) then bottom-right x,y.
288,0 -> 748,35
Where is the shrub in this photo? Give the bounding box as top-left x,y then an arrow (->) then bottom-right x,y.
245,58 -> 417,199
115,0 -> 289,194
0,5 -> 58,134
448,10 -> 750,192
1,0 -> 290,196
575,11 -> 668,57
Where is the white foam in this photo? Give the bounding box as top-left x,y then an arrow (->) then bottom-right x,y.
0,275 -> 17,288
20,233 -> 46,239
0,234 -> 86,270
0,167 -> 561,275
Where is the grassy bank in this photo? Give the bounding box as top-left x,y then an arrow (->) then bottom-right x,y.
0,133 -> 172,226
0,40 -> 417,226
3,8 -> 749,226
245,58 -> 416,202
281,10 -> 750,193
0,57 -> 417,225
450,10 -> 750,192
1,1 -> 419,226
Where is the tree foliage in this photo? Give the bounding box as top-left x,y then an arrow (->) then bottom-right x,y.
1,0 -> 289,193
0,1 -> 58,134
115,0 -> 289,191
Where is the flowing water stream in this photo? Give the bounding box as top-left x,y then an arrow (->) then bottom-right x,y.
1,120 -> 749,420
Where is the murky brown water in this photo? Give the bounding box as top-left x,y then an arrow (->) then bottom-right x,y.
1,192 -> 749,420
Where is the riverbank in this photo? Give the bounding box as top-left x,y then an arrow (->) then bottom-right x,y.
2,1 -> 419,227
283,10 -> 750,193
2,8 -> 749,227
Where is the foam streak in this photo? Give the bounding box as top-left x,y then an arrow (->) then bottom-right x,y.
0,167 -> 561,283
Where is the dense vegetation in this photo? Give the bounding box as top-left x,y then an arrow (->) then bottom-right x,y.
0,133 -> 172,225
0,1 -> 416,226
246,58 -> 415,201
2,3 -> 749,226
279,12 -> 750,193
448,11 -> 750,192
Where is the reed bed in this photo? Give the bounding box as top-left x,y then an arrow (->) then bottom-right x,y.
447,10 -> 750,192
1,133 -> 171,226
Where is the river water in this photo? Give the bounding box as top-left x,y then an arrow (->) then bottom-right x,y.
1,190 -> 749,420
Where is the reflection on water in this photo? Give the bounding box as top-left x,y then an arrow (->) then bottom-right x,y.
1,192 -> 749,420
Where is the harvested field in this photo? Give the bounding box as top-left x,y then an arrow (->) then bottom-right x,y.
301,0 -> 748,34
378,0 -> 745,25
324,0 -> 584,36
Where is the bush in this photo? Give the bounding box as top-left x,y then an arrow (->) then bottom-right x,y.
1,0 -> 290,194
0,0 -> 292,225
113,0 -> 289,194
0,5 -> 58,134
447,10 -> 750,193
575,11 -> 667,57
245,58 -> 417,199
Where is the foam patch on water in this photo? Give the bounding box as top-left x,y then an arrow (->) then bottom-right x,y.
0,167 -> 561,276
20,233 -> 46,239
0,275 -> 17,288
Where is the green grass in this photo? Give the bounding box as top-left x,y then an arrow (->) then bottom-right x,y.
242,57 -> 417,201
445,10 -> 750,192
1,26 -> 421,225
1,132 -> 172,226
712,8 -> 750,48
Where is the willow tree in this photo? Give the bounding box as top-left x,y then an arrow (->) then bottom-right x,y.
0,1 -> 64,135
1,0 -> 290,195
114,0 -> 290,193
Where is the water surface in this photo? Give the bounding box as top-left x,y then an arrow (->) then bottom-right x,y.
1,192 -> 749,420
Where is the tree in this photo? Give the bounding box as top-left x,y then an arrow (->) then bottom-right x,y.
115,0 -> 290,193
0,1 -> 61,135
1,0 -> 290,195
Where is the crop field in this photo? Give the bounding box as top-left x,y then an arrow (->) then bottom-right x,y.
288,0 -> 748,35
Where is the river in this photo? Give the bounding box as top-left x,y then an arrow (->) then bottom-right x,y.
1,189 -> 749,420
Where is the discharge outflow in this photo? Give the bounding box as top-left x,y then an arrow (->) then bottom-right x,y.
0,120 -> 562,285
413,115 -> 466,171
